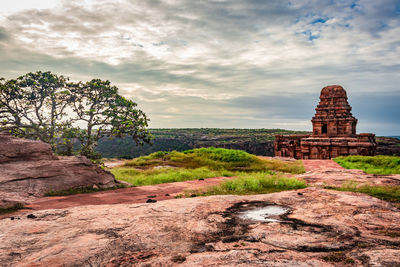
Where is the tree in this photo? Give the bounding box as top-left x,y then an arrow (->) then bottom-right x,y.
0,71 -> 152,159
70,79 -> 151,158
0,71 -> 72,149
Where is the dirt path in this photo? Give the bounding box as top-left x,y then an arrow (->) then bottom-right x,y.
19,159 -> 344,212
24,176 -> 234,211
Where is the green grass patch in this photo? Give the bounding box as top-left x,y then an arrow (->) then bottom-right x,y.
111,166 -> 235,186
334,155 -> 400,175
124,147 -> 305,174
110,147 -> 306,192
186,172 -> 307,196
44,185 -> 127,197
325,183 -> 400,203
0,203 -> 24,215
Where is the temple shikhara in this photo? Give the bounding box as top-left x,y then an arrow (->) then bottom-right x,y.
274,85 -> 376,159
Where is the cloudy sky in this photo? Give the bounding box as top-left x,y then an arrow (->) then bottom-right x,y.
0,0 -> 399,135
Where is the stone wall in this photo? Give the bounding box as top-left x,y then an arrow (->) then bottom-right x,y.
274,134 -> 376,159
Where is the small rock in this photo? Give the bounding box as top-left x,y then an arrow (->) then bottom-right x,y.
198,178 -> 205,181
297,192 -> 303,196
146,199 -> 157,203
190,194 -> 197,198
10,217 -> 14,220
165,193 -> 170,196
27,214 -> 37,219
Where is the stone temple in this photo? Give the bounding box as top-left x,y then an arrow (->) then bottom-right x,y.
274,85 -> 376,159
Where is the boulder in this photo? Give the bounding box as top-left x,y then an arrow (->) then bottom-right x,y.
0,132 -> 117,207
0,131 -> 56,163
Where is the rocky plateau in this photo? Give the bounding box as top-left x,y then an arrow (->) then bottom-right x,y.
1,188 -> 399,266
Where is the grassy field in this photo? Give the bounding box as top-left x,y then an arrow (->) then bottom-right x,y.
111,167 -> 235,186
123,147 -> 304,173
185,172 -> 307,196
334,155 -> 400,175
110,147 -> 305,188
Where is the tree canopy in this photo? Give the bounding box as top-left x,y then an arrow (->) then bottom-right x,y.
0,71 -> 151,158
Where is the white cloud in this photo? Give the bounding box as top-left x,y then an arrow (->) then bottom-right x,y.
0,0 -> 59,16
0,0 -> 399,133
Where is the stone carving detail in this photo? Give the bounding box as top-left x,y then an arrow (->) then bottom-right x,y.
274,85 -> 376,159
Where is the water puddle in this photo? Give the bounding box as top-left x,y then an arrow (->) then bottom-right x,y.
239,205 -> 289,222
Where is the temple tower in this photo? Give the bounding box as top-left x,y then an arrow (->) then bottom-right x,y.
311,85 -> 357,138
274,85 -> 376,159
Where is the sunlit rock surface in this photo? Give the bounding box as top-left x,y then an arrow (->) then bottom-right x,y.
1,188 -> 399,266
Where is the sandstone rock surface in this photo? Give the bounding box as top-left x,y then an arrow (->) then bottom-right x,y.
1,188 -> 399,266
0,132 -> 116,207
301,159 -> 400,187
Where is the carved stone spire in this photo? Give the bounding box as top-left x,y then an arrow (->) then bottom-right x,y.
311,85 -> 357,137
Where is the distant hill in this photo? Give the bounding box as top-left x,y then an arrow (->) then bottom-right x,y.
96,129 -> 400,158
376,136 -> 400,156
96,128 -> 309,158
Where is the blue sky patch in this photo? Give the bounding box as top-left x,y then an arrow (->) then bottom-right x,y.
311,18 -> 327,24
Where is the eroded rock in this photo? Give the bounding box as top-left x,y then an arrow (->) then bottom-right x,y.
0,188 -> 399,266
0,132 -> 116,207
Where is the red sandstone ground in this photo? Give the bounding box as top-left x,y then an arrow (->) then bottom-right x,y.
24,176 -> 234,211
302,159 -> 344,172
14,159 -> 400,212
1,188 -> 399,266
300,160 -> 400,188
21,159 -> 345,211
